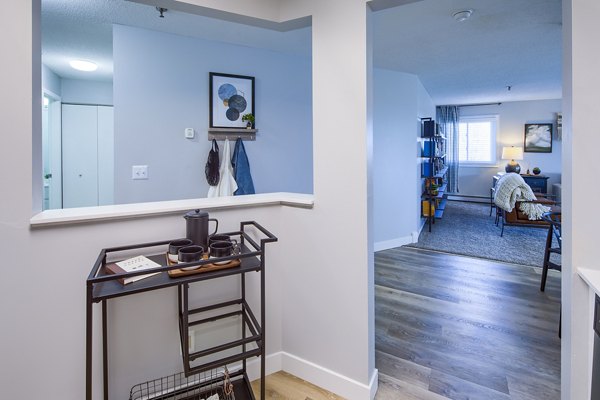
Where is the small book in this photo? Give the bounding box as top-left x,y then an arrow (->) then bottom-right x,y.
105,255 -> 162,285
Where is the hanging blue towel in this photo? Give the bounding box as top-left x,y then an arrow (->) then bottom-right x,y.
232,138 -> 255,195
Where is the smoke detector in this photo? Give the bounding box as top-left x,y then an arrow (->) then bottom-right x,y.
453,10 -> 473,22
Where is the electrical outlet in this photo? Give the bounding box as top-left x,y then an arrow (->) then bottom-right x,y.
132,165 -> 148,180
185,128 -> 195,139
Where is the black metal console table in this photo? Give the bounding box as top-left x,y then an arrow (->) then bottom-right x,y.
85,221 -> 277,400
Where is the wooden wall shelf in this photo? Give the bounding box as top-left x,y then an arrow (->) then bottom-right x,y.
208,128 -> 257,141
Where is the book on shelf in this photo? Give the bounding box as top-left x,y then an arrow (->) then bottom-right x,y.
105,255 -> 162,285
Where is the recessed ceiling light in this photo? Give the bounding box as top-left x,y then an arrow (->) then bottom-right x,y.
69,60 -> 98,72
453,9 -> 473,22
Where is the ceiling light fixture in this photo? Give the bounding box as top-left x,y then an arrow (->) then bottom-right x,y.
156,7 -> 167,18
69,60 -> 98,72
452,9 -> 473,22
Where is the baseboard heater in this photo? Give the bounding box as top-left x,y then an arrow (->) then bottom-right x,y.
446,194 -> 489,204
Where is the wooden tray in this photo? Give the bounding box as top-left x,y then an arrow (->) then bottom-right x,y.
166,253 -> 241,278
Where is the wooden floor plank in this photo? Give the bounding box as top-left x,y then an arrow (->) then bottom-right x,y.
375,373 -> 450,400
375,247 -> 561,400
376,350 -> 432,390
251,371 -> 343,399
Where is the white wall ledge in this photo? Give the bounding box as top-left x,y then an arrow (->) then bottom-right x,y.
578,267 -> 600,295
30,192 -> 314,227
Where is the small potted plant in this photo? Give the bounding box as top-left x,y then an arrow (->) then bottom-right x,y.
429,183 -> 439,196
242,113 -> 255,129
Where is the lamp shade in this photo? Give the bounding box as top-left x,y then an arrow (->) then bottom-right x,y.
501,146 -> 524,160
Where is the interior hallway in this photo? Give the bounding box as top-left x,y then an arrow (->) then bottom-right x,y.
375,247 -> 561,400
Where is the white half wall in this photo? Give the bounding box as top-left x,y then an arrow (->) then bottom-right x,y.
457,99 -> 562,198
1,1 -> 375,400
373,68 -> 434,250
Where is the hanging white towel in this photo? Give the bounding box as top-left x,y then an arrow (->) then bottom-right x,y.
207,139 -> 238,197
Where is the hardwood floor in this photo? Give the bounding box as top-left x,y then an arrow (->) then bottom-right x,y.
250,247 -> 560,400
251,371 -> 344,399
375,247 -> 561,400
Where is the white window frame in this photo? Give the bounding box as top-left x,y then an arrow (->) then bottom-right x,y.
458,114 -> 498,167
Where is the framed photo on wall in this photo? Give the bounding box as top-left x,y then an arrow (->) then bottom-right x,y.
209,72 -> 255,129
524,123 -> 552,153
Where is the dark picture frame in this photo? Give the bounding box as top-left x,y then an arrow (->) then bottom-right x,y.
524,123 -> 552,153
209,72 -> 255,129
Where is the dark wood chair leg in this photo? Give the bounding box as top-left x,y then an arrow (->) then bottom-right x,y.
500,213 -> 505,237
540,226 -> 553,292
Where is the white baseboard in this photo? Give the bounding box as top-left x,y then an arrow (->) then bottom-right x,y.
245,351 -> 378,400
411,230 -> 419,242
374,235 -> 414,251
282,352 -> 378,400
245,352 -> 283,381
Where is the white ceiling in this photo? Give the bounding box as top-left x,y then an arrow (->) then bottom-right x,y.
372,0 -> 562,104
42,0 -> 562,104
41,0 -> 311,82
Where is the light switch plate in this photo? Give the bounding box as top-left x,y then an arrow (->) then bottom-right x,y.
132,165 -> 148,180
185,128 -> 195,139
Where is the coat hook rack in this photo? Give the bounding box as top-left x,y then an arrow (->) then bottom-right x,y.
208,128 -> 257,141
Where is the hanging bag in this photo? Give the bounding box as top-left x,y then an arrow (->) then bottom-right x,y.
205,139 -> 220,186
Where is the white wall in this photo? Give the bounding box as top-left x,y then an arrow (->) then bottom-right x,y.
61,78 -> 113,105
1,2 -> 375,400
42,64 -> 61,96
113,25 -> 313,204
562,1 -> 600,399
278,2 -> 375,396
373,68 -> 434,249
457,99 -> 562,198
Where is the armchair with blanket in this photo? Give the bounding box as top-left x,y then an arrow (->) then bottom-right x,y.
493,173 -> 557,236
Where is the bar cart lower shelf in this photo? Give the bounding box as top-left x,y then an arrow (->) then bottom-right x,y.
86,221 -> 277,400
129,368 -> 254,400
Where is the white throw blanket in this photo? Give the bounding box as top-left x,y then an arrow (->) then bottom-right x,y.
207,139 -> 238,198
494,173 -> 550,220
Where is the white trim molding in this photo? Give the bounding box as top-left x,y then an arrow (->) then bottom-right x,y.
244,351 -> 378,399
30,192 -> 314,226
282,352 -> 378,400
374,235 -> 414,251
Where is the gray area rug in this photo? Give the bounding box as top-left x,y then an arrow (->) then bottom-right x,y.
406,201 -> 560,267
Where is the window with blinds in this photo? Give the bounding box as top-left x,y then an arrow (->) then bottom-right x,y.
458,115 -> 498,165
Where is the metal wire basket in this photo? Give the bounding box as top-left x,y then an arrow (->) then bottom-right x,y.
129,367 -> 236,400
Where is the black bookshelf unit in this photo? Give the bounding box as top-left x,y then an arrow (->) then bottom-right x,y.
420,118 -> 448,232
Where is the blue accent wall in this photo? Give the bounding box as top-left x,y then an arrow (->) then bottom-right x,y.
113,25 -> 313,204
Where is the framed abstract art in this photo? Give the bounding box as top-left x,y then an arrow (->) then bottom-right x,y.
209,72 -> 255,129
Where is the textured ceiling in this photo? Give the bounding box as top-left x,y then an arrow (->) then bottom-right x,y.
42,0 -> 562,104
41,0 -> 311,82
372,0 -> 562,104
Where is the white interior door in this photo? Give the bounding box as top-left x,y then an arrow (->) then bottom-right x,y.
97,106 -> 114,206
62,104 -> 99,208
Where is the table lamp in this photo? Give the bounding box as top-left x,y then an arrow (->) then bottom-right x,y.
501,146 -> 524,173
